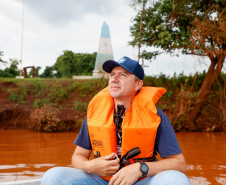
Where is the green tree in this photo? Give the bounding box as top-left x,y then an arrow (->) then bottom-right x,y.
54,51 -> 96,77
35,66 -> 41,77
130,0 -> 149,62
40,66 -> 54,78
54,50 -> 76,78
0,50 -> 7,67
28,66 -> 41,78
0,58 -> 20,77
73,52 -> 96,75
130,0 -> 226,130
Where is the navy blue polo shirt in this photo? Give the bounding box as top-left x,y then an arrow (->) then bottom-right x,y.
74,108 -> 182,158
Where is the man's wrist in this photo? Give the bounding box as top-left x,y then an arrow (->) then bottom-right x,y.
83,160 -> 91,173
139,161 -> 149,178
136,162 -> 143,177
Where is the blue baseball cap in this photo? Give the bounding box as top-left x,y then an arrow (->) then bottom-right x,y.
102,56 -> 144,80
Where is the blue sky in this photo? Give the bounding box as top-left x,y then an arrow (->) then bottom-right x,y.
0,0 -> 221,76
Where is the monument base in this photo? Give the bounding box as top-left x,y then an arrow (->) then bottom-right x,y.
72,76 -> 96,80
15,76 -> 24,79
72,71 -> 109,80
92,70 -> 109,78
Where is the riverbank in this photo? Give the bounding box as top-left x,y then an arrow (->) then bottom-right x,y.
0,74 -> 225,132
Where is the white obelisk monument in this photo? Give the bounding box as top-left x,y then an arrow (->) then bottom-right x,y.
93,22 -> 114,77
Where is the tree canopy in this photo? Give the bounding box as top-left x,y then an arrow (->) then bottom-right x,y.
0,50 -> 96,78
130,0 -> 226,59
54,51 -> 96,78
0,58 -> 19,78
130,0 -> 226,130
39,66 -> 54,78
0,51 -> 7,66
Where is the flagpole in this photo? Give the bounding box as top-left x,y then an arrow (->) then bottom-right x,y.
20,0 -> 24,76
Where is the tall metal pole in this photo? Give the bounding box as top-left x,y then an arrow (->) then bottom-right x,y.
20,0 -> 25,76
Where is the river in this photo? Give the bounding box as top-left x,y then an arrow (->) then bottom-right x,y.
0,130 -> 225,184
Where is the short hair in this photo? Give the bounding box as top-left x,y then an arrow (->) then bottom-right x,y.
135,76 -> 141,81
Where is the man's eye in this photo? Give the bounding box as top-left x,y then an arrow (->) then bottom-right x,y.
121,73 -> 126,76
110,73 -> 115,77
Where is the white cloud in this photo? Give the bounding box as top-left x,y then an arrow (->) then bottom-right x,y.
1,0 -> 223,76
14,0 -> 117,25
0,0 -> 137,71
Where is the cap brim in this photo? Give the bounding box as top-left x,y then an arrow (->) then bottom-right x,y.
102,60 -> 120,73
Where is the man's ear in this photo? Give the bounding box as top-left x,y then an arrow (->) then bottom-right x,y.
135,80 -> 143,91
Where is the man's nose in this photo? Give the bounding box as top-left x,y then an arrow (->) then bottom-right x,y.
111,74 -> 119,82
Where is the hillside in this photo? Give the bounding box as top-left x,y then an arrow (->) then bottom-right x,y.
0,75 -> 225,132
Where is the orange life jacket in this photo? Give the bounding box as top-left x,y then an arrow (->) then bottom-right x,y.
87,86 -> 166,181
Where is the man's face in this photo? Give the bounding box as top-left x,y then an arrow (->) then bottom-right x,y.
108,66 -> 142,100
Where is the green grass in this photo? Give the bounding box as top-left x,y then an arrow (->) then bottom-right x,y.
72,101 -> 88,111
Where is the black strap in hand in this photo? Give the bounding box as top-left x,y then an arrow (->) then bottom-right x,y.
120,147 -> 141,169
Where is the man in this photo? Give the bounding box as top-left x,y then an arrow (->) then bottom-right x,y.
42,56 -> 190,185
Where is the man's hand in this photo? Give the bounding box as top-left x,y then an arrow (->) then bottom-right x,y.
85,153 -> 120,177
109,162 -> 142,185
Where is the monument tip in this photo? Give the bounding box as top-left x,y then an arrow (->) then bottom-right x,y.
101,22 -> 110,38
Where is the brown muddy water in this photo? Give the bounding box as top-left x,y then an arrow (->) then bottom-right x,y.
0,130 -> 225,184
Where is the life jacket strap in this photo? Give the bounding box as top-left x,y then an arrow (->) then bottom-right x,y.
114,104 -> 125,134
120,147 -> 156,169
133,156 -> 156,163
120,147 -> 141,169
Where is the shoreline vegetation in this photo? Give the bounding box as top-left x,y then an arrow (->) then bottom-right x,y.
0,72 -> 225,132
